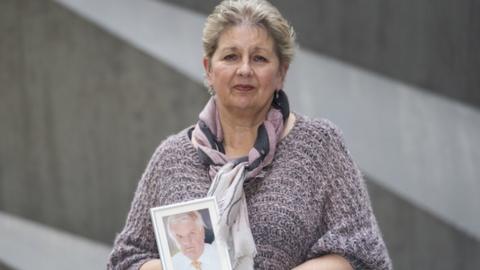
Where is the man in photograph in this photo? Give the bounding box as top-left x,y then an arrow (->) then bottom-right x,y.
167,211 -> 222,270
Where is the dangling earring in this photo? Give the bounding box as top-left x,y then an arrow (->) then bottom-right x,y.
208,85 -> 215,96
274,89 -> 283,99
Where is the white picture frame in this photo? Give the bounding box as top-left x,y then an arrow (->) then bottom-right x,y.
150,197 -> 232,270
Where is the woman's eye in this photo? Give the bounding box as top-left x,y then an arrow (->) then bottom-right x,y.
223,54 -> 237,61
253,55 -> 268,62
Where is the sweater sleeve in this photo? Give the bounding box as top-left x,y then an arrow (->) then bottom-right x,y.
107,143 -> 167,270
307,121 -> 392,270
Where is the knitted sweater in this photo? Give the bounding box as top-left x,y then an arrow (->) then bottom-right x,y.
107,114 -> 392,270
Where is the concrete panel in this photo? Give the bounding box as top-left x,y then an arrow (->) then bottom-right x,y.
0,211 -> 110,270
158,0 -> 215,15
60,0 -> 480,241
57,0 -> 207,84
0,0 -> 26,214
2,1 -> 480,269
368,179 -> 480,269
0,262 -> 13,270
0,0 -> 208,243
161,0 -> 480,109
286,49 -> 480,241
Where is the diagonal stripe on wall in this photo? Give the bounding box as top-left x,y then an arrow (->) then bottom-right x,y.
55,0 -> 480,242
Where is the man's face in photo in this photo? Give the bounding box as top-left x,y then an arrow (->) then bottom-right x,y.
170,219 -> 205,260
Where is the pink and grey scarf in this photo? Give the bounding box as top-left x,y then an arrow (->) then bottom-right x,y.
190,90 -> 290,270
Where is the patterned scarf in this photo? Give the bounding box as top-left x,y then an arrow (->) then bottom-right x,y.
191,90 -> 289,270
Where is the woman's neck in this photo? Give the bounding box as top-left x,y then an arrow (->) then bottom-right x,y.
219,107 -> 268,158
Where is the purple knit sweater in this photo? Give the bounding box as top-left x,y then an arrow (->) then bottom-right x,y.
107,114 -> 392,270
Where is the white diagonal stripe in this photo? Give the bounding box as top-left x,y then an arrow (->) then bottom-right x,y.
0,211 -> 110,270
55,0 -> 480,241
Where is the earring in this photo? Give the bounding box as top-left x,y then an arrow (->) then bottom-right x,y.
208,85 -> 215,96
275,89 -> 282,99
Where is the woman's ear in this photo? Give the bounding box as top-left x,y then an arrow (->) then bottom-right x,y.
277,63 -> 289,89
203,57 -> 212,85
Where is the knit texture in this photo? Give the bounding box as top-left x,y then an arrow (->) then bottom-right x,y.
107,114 -> 392,270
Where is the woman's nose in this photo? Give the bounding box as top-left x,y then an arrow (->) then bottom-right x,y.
237,59 -> 253,77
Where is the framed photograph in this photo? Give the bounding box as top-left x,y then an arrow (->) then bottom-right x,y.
150,197 -> 232,270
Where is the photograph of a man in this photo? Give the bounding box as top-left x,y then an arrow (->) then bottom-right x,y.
166,210 -> 222,270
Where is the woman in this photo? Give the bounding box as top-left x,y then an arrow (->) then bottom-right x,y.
108,0 -> 392,269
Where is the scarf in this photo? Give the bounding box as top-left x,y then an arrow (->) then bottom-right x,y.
191,89 -> 290,270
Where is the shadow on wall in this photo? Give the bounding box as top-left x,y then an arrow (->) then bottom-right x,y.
368,179 -> 480,269
1,1 -> 480,270
0,261 -> 13,270
0,0 -> 208,244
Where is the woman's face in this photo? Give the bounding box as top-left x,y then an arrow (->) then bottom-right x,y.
204,25 -> 288,118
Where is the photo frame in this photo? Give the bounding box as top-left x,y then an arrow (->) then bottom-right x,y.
150,197 -> 232,270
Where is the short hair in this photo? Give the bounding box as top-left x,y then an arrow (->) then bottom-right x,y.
166,211 -> 206,248
202,0 -> 296,66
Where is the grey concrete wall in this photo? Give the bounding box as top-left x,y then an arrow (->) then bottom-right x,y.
368,179 -> 480,269
156,1 -> 480,268
162,0 -> 480,108
2,1 -> 480,269
0,0 -> 208,243
276,0 -> 480,108
0,261 -> 13,270
0,211 -> 110,270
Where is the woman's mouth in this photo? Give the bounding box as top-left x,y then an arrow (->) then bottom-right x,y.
233,84 -> 255,91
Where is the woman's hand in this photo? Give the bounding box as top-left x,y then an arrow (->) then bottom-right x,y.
139,259 -> 162,270
292,254 -> 353,270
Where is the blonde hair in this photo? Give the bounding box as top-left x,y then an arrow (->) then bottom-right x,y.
202,0 -> 296,66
